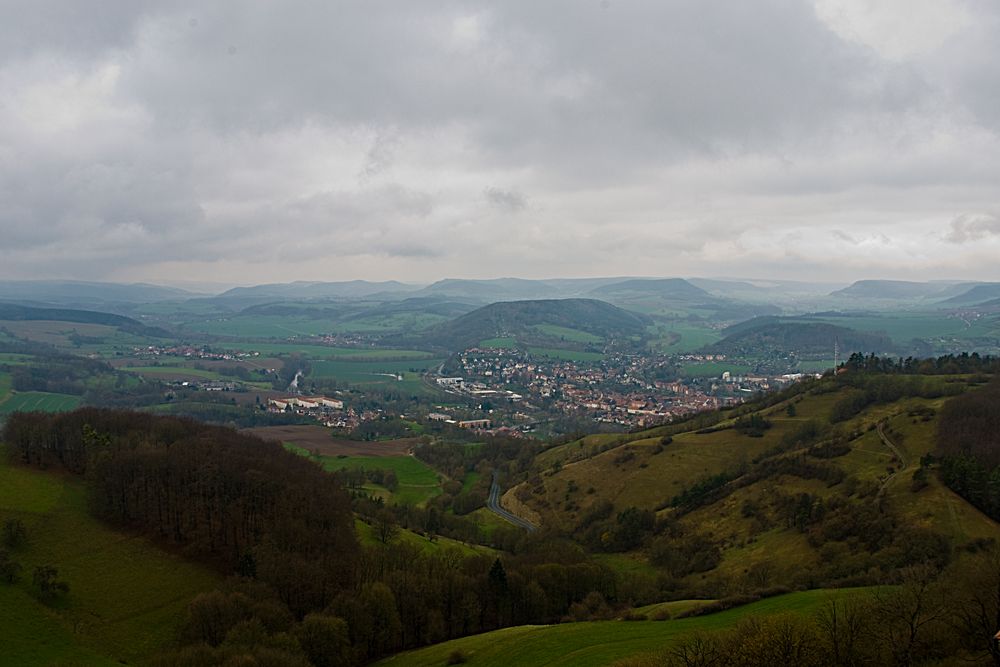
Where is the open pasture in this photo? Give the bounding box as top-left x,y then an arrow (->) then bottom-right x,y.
679,361 -> 754,378
220,341 -> 435,360
377,588 -> 870,667
528,347 -> 604,362
0,454 -> 220,665
246,424 -> 418,456
0,392 -> 81,415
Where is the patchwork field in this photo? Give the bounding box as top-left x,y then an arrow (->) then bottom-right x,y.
0,453 -> 220,665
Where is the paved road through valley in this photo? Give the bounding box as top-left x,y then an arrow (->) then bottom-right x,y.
487,471 -> 537,531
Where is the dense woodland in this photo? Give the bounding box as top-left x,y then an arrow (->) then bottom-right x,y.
1,409 -> 640,665
936,378 -> 1000,521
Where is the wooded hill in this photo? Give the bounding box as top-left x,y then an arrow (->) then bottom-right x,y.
706,318 -> 894,358
410,298 -> 651,351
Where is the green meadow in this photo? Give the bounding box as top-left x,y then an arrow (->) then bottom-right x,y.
0,392 -> 81,416
528,347 -> 604,362
679,361 -> 754,378
0,453 -> 220,665
377,588 -> 871,667
479,337 -> 519,349
220,342 -> 435,360
287,448 -> 443,506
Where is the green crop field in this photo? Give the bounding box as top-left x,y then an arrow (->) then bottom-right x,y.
184,315 -> 338,337
330,312 -> 450,333
121,365 -> 229,380
288,449 -> 443,506
808,312 -> 999,345
377,588 -> 871,667
479,337 -> 518,349
220,342 -> 435,360
528,347 -> 604,362
532,324 -> 604,344
310,358 -> 444,396
0,454 -> 220,665
0,392 -> 81,416
648,323 -> 722,354
0,352 -> 35,366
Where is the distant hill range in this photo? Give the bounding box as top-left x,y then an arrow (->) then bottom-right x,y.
937,283 -> 1000,306
589,278 -> 712,300
218,280 -> 421,301
707,317 -> 894,358
830,279 -> 1000,305
0,303 -> 169,338
0,280 -> 195,306
413,298 -> 651,351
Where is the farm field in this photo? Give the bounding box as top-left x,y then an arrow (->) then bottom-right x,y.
246,424 -> 418,456
528,347 -> 604,362
479,337 -> 518,349
309,358 -> 444,396
649,322 -> 722,353
0,320 -> 162,355
0,392 -> 81,415
809,312 -> 999,345
0,453 -> 220,665
288,449 -> 443,506
184,315 -> 338,337
221,342 -> 435,360
377,588 -> 871,667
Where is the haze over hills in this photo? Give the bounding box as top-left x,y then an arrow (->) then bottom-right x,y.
0,280 -> 197,307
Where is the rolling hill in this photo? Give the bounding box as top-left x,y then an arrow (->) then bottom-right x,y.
0,280 -> 195,306
829,280 -> 953,300
415,298 -> 651,351
706,319 -> 894,358
0,303 -> 170,338
590,278 -> 713,300
937,283 -> 1000,306
507,370 -> 999,593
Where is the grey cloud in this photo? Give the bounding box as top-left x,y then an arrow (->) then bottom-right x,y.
0,1 -> 998,283
484,187 -> 527,212
945,212 -> 1000,243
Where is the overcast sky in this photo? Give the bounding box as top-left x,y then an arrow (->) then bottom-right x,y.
1,0 -> 998,286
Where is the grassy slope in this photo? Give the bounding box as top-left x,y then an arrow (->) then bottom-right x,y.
286,447 -> 444,506
0,454 -> 220,665
377,588 -> 869,667
0,392 -> 81,416
520,378 -> 1000,579
354,519 -> 495,558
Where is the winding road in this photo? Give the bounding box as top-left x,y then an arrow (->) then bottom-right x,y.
487,471 -> 537,531
875,420 -> 908,502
